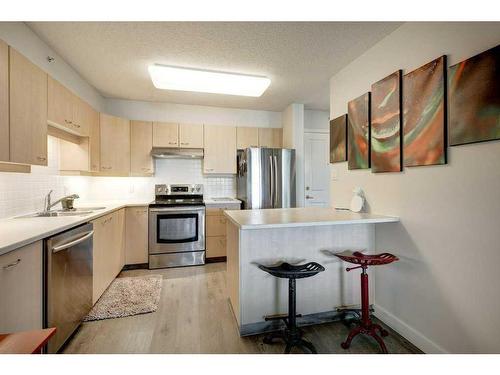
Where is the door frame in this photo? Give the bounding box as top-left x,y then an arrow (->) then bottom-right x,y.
304,130 -> 330,207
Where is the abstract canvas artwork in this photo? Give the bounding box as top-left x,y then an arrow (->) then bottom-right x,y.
371,71 -> 402,173
449,44 -> 500,146
329,114 -> 347,163
347,93 -> 370,170
403,56 -> 447,167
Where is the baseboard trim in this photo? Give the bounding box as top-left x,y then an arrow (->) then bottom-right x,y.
373,303 -> 448,354
122,263 -> 149,271
206,256 -> 227,263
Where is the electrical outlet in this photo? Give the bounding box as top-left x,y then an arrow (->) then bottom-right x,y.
331,167 -> 338,181
129,184 -> 135,194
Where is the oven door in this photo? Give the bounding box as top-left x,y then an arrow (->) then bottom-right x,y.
149,206 -> 205,254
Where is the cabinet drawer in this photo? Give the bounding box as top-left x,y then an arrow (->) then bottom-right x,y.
206,206 -> 240,216
206,236 -> 226,258
206,215 -> 227,237
0,241 -> 43,332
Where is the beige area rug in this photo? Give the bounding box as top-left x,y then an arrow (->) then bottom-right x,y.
84,275 -> 162,321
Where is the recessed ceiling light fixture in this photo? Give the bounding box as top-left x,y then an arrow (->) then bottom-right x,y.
148,64 -> 271,97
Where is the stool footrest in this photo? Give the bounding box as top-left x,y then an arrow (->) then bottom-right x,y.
264,313 -> 302,321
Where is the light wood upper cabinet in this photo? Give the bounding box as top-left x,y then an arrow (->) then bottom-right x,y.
153,122 -> 178,147
9,47 -> 48,166
179,123 -> 204,148
100,113 -> 130,174
89,109 -> 100,172
0,241 -> 43,332
125,206 -> 149,265
48,76 -> 90,137
237,127 -> 259,149
0,40 -> 8,162
203,125 -> 237,174
258,128 -> 282,148
130,121 -> 153,174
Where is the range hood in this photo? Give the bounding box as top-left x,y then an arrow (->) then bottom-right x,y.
151,147 -> 204,159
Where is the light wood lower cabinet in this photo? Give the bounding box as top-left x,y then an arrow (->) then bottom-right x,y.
91,209 -> 125,304
236,127 -> 259,149
0,241 -> 43,333
258,128 -> 282,148
9,47 -> 48,166
99,113 -> 130,174
205,204 -> 240,259
203,125 -> 237,174
0,39 -> 8,162
125,206 -> 149,265
130,121 -> 153,175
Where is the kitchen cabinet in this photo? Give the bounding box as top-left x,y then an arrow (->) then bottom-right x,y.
205,203 -> 240,260
153,122 -> 178,147
236,127 -> 259,149
179,123 -> 204,148
99,113 -> 130,174
9,47 -> 48,166
130,121 -> 153,175
89,113 -> 100,172
0,39 -> 8,162
203,125 -> 237,174
48,76 -> 91,137
91,209 -> 125,304
0,241 -> 43,333
258,128 -> 282,148
125,206 -> 149,265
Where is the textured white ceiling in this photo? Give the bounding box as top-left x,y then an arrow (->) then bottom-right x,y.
28,22 -> 401,111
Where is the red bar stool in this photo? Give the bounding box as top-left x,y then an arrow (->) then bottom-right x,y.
334,250 -> 398,354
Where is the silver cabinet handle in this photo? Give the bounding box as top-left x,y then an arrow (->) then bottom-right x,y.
37,156 -> 47,161
3,258 -> 21,270
52,230 -> 94,253
306,195 -> 314,199
205,168 -> 214,172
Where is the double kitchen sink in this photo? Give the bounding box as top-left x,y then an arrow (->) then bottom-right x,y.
16,207 -> 106,218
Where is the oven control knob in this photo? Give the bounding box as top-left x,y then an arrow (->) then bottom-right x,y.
196,186 -> 201,192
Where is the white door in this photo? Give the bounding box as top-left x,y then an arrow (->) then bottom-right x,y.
304,132 -> 330,207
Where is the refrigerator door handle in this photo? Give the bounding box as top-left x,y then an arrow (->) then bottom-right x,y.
273,155 -> 279,207
269,155 -> 274,208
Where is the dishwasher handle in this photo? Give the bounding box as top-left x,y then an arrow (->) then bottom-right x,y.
52,230 -> 94,253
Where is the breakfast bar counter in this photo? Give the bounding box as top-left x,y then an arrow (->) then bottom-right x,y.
223,207 -> 399,336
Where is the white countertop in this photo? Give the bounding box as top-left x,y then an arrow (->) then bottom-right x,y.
0,201 -> 150,256
223,207 -> 399,230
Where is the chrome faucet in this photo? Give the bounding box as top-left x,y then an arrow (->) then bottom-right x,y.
44,190 -> 80,212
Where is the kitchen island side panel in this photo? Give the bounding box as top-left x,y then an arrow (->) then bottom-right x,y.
238,223 -> 375,327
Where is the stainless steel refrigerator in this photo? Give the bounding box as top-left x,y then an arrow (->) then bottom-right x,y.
237,148 -> 296,209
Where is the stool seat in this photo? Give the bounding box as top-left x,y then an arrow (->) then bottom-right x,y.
258,262 -> 325,279
334,250 -> 398,267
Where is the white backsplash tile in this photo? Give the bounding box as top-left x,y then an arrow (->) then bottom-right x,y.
0,136 -> 236,219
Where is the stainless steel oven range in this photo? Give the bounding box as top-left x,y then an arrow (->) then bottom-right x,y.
148,184 -> 205,268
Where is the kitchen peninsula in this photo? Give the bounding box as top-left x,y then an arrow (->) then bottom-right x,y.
224,207 -> 399,335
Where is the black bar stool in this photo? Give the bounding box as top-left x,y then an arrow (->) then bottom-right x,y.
258,261 -> 325,354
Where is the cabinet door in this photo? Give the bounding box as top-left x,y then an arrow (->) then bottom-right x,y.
111,209 -> 126,277
130,121 -> 153,174
236,127 -> 259,149
206,215 -> 227,237
0,241 -> 43,332
89,113 -> 100,172
203,125 -> 237,174
125,206 -> 149,265
0,39 -> 8,162
91,213 -> 110,304
71,95 -> 89,137
206,236 -> 226,258
258,128 -> 282,148
9,48 -> 48,166
100,113 -> 130,174
47,76 -> 73,133
179,123 -> 203,148
153,122 -> 178,147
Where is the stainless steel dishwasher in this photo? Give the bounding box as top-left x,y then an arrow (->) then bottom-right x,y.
44,223 -> 93,353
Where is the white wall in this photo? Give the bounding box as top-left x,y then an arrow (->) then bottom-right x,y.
329,22 -> 500,353
0,22 -> 104,110
104,98 -> 282,128
304,109 -> 329,132
282,103 -> 305,207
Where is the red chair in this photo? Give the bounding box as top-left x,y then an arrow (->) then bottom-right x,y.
334,250 -> 398,354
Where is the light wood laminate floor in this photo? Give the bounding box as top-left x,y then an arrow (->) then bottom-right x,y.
63,263 -> 418,354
